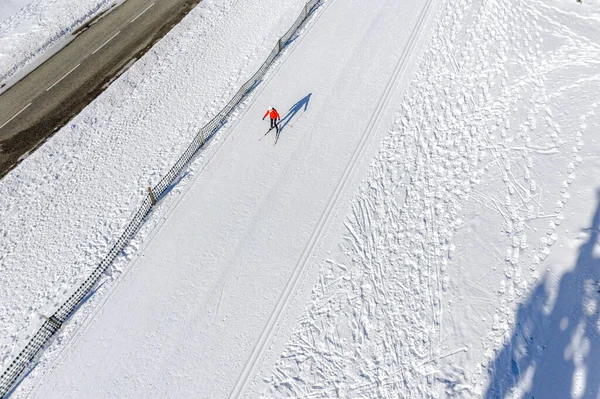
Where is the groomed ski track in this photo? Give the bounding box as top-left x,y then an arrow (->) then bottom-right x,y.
27,0 -> 442,397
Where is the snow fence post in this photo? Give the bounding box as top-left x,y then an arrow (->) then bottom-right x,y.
47,315 -> 62,329
147,187 -> 156,205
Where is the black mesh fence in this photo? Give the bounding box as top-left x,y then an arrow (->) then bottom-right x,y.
0,0 -> 321,396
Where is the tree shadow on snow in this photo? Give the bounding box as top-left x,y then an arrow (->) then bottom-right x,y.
275,93 -> 311,143
485,190 -> 600,398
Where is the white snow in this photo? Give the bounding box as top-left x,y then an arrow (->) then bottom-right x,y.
260,0 -> 600,397
1,0 -> 600,397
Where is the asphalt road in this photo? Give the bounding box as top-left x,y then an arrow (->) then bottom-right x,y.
0,0 -> 201,179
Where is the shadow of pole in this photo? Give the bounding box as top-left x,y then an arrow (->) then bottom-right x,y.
485,190 -> 600,398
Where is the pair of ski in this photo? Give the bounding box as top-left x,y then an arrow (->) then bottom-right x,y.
259,127 -> 279,145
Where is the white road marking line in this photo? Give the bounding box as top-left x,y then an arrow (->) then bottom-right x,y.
46,63 -> 81,92
92,31 -> 121,55
0,103 -> 32,130
131,3 -> 154,23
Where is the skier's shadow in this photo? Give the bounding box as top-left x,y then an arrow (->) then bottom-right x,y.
276,93 -> 312,142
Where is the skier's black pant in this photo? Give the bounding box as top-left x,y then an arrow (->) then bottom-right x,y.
270,118 -> 278,131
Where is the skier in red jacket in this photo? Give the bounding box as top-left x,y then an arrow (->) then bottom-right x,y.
263,107 -> 281,133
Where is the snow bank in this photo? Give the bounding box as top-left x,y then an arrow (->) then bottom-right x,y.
0,0 -> 121,93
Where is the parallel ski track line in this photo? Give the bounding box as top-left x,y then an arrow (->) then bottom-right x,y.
227,0 -> 437,396
22,2 -> 335,396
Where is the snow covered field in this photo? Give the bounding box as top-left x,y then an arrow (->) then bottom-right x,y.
2,0 -> 600,397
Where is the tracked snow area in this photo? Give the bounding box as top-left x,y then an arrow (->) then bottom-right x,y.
0,0 -> 308,385
2,0 -> 600,397
0,0 -> 122,94
258,0 -> 600,398
10,0 -> 443,397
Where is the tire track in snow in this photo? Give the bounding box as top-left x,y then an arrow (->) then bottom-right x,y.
227,0 -> 437,396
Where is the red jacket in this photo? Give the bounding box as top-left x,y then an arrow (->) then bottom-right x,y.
264,108 -> 280,120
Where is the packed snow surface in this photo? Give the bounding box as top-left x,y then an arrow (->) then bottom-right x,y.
1,0 -> 600,397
